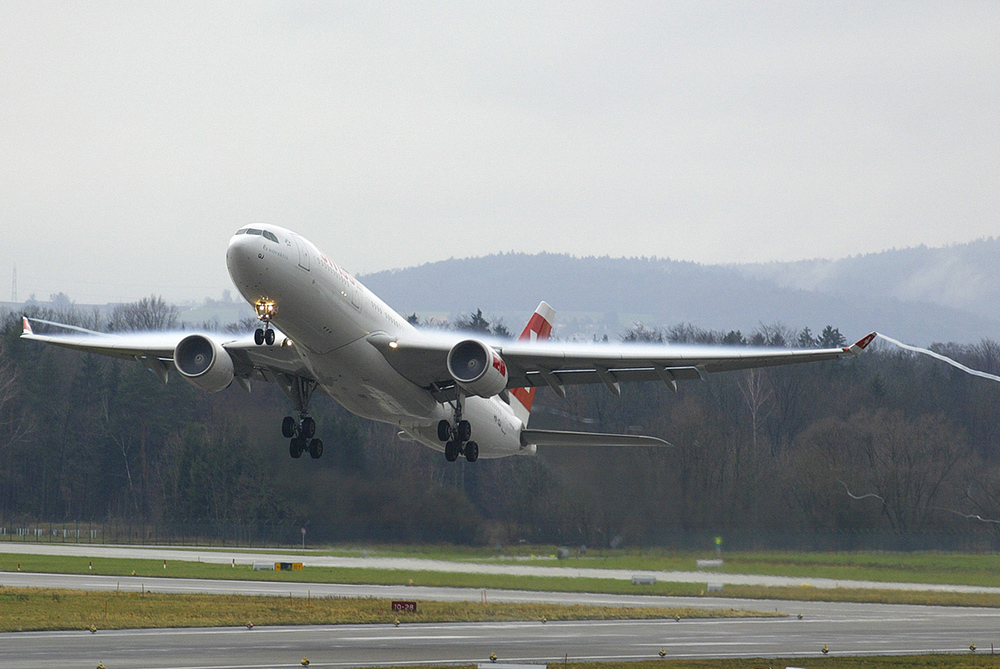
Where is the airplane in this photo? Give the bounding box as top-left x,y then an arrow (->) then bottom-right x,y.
21,224 -> 877,463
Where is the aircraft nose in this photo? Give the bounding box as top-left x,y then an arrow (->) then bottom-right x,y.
226,229 -> 267,291
227,229 -> 254,255
226,233 -> 253,269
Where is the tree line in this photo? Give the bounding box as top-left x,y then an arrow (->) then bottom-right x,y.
2,301 -> 1000,550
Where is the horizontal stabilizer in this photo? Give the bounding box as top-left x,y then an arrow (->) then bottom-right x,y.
521,428 -> 670,448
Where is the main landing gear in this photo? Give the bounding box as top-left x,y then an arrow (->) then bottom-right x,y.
280,376 -> 323,459
437,396 -> 479,463
283,415 -> 323,459
254,298 -> 277,346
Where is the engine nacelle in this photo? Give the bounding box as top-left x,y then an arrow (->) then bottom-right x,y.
447,339 -> 509,398
173,334 -> 234,393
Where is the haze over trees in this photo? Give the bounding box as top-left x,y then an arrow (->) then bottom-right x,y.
2,299 -> 1000,550
361,237 -> 1000,346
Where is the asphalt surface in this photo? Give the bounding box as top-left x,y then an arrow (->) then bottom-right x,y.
2,543 -> 1000,667
4,603 -> 1000,669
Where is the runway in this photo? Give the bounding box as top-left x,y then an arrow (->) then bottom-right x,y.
4,604 -> 1000,669
3,544 -> 1000,666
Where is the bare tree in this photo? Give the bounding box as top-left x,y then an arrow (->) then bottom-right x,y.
99,394 -> 140,514
830,410 -> 970,532
738,368 -> 773,455
108,295 -> 179,332
622,323 -> 664,343
0,342 -> 34,456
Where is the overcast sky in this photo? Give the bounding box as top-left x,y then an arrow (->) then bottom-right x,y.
2,2 -> 998,305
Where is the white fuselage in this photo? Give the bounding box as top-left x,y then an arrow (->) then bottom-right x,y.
225,225 -> 530,459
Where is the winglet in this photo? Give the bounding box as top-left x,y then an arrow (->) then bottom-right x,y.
21,316 -> 33,336
848,332 -> 877,354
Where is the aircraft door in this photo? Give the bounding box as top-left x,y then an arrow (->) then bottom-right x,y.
293,235 -> 310,271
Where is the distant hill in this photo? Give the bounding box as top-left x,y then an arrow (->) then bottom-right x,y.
361,240 -> 1000,345
735,238 -> 1000,326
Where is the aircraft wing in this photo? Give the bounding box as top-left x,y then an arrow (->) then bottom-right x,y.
20,317 -> 313,385
370,329 -> 877,400
500,333 -> 877,396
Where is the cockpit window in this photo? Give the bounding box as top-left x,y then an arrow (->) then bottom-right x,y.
235,228 -> 248,235
246,228 -> 262,235
263,231 -> 279,243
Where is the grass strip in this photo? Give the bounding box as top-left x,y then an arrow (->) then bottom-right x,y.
0,587 -> 778,633
496,550 -> 1000,588
4,553 -> 1000,608
11,543 -> 1000,586
565,657 -> 1000,669
563,658 -> 1000,669
294,655 -> 1000,669
299,545 -> 1000,589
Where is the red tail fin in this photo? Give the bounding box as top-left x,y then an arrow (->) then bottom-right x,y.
510,301 -> 555,424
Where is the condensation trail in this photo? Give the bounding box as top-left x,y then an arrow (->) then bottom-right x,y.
876,333 -> 1000,384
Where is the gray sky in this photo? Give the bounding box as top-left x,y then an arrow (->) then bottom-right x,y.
2,2 -> 998,305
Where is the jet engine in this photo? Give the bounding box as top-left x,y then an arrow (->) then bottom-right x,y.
174,334 -> 235,393
447,339 -> 508,398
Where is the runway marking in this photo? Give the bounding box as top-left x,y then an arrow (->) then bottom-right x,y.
336,634 -> 491,641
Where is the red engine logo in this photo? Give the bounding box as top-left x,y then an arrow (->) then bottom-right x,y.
492,354 -> 506,377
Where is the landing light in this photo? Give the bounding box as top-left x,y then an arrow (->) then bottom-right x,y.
388,341 -> 399,349
254,298 -> 278,320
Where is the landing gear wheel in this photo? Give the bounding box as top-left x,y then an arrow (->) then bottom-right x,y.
465,441 -> 479,462
281,416 -> 296,438
254,328 -> 265,346
437,420 -> 451,442
300,417 -> 316,439
457,420 -> 472,442
444,440 -> 459,462
264,328 -> 275,346
308,438 -> 324,459
289,437 -> 305,458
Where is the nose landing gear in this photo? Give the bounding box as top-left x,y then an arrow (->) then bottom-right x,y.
254,298 -> 278,346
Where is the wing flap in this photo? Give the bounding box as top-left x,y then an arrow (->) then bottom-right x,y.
518,365 -> 704,388
503,337 -> 873,389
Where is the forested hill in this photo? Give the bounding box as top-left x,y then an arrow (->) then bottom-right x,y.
736,238 -> 1000,331
360,239 -> 1000,345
